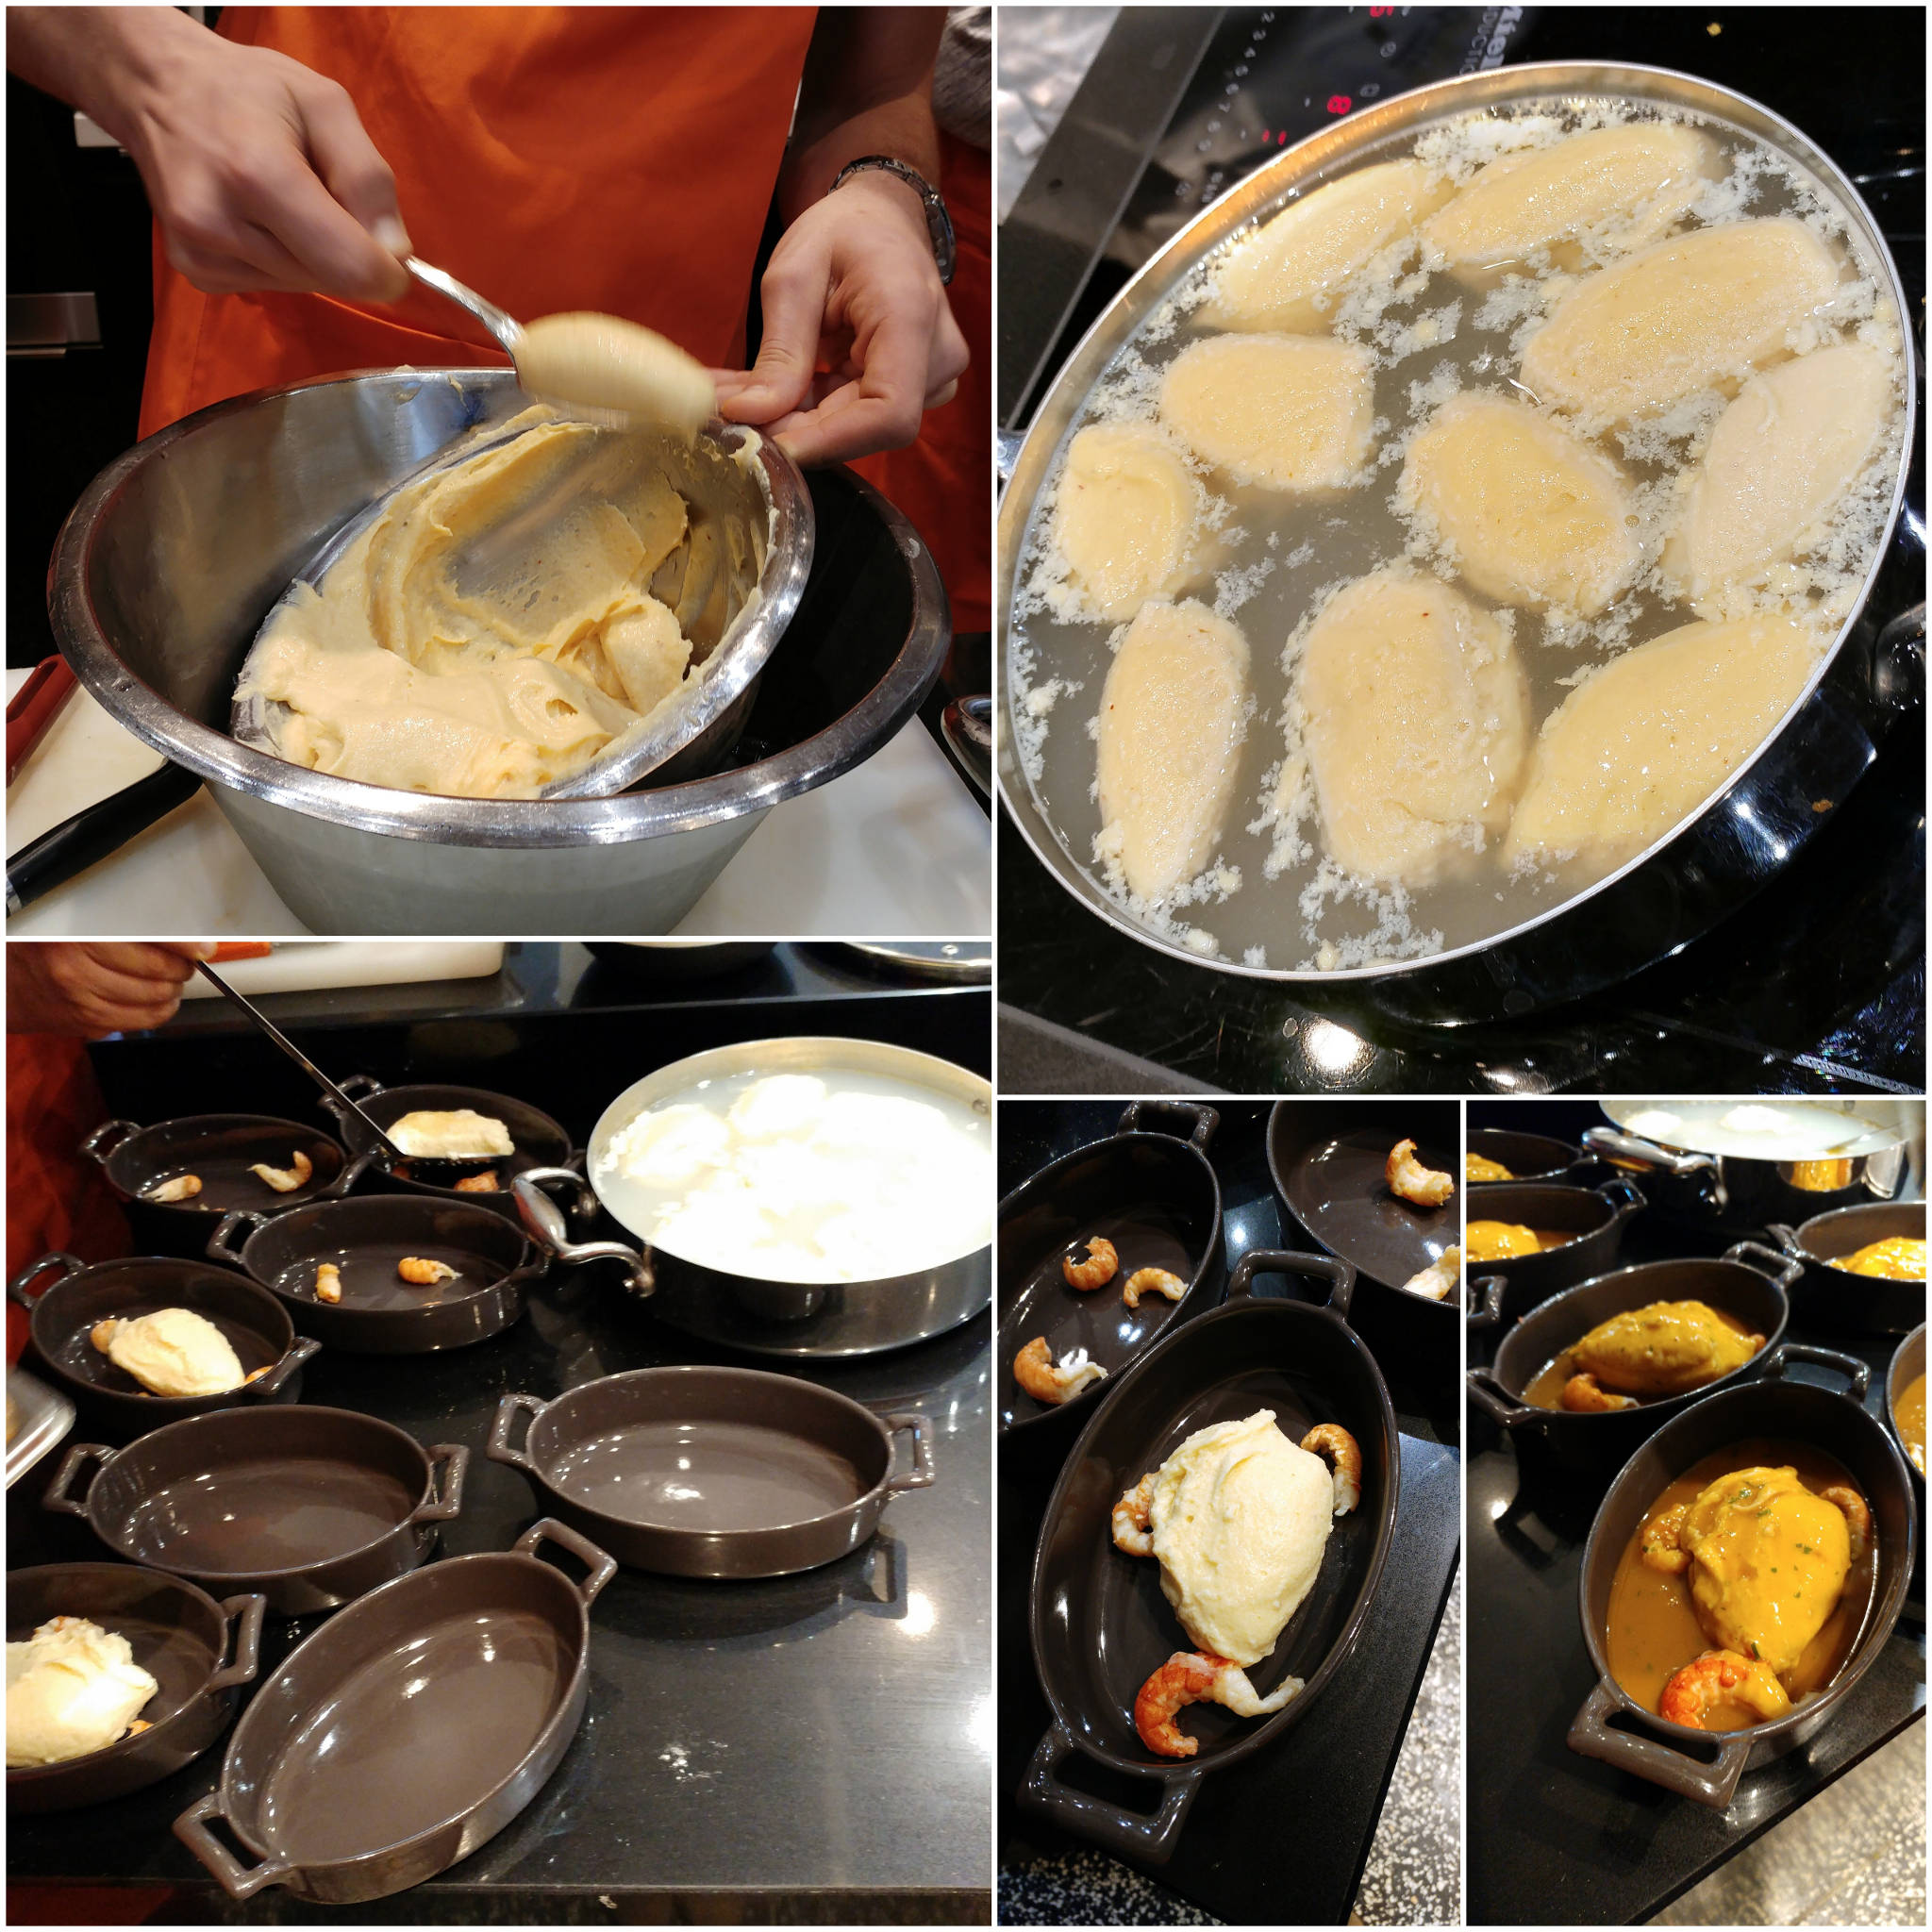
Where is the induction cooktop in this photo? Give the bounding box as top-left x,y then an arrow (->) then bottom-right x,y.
997,6 -> 1925,1096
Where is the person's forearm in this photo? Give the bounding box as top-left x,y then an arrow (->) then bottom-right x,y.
780,8 -> 945,222
7,6 -> 208,144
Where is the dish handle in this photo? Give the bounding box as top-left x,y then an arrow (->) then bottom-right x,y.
208,1594 -> 269,1691
7,1251 -> 81,1307
1759,1340 -> 1872,1400
1116,1099 -> 1219,1152
487,1391 -> 547,1474
242,1336 -> 320,1400
1566,1679 -> 1751,1810
77,1119 -> 139,1168
317,1145 -> 382,1200
1466,1370 -> 1541,1433
42,1441 -> 113,1515
1465,1274 -> 1507,1334
882,1411 -> 936,1491
1019,1721 -> 1198,1865
204,1209 -> 270,1269
1225,1248 -> 1355,1324
1722,1238 -> 1804,1292
511,1171 -> 654,1298
515,1518 -> 618,1607
408,1443 -> 470,1523
1592,1175 -> 1647,1221
174,1790 -> 296,1899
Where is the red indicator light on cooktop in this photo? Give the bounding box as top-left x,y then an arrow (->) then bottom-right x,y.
1370,5 -> 1394,14
1326,93 -> 1352,114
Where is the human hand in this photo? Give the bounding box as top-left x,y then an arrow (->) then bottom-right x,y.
716,170 -> 969,466
7,943 -> 208,1039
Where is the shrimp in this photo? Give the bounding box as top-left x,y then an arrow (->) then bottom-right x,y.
1562,1373 -> 1638,1413
1013,1337 -> 1107,1406
1658,1650 -> 1792,1729
314,1262 -> 343,1305
398,1257 -> 458,1286
249,1151 -> 313,1193
1641,1504 -> 1691,1574
1386,1139 -> 1454,1208
1402,1245 -> 1461,1302
1133,1650 -> 1303,1758
1122,1267 -> 1186,1310
1820,1484 -> 1872,1564
1062,1238 -> 1119,1291
1300,1424 -> 1362,1516
1111,1474 -> 1157,1556
454,1171 -> 500,1192
143,1174 -> 202,1204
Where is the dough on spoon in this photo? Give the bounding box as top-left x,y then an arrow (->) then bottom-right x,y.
1208,159 -> 1455,333
515,312 -> 717,436
1094,600 -> 1250,901
1519,218 -> 1843,424
1296,568 -> 1529,887
1504,613 -> 1824,879
1050,423 -> 1207,622
1661,341 -> 1895,615
1159,334 -> 1374,491
1400,392 -> 1640,615
1421,124 -> 1720,284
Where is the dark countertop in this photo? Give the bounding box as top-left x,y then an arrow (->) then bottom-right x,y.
1465,1111 -> 1927,1926
8,964 -> 992,1922
995,1102 -> 1460,1925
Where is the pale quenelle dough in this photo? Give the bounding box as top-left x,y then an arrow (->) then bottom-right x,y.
1050,423 -> 1206,622
1662,341 -> 1895,614
1148,1410 -> 1336,1667
1094,599 -> 1250,901
388,1109 -> 515,1158
239,410 -> 708,797
1421,123 -> 1720,283
1520,218 -> 1843,423
1208,159 -> 1455,333
1297,568 -> 1529,888
1504,613 -> 1824,878
8,1617 -> 158,1767
1400,392 -> 1640,615
514,312 -> 717,436
1158,334 -> 1374,491
92,1307 -> 244,1398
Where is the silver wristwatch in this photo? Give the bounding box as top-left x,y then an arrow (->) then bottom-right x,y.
828,155 -> 957,286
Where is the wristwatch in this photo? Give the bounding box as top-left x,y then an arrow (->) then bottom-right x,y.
828,155 -> 957,286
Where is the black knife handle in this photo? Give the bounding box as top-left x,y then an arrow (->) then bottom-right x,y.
6,761 -> 203,913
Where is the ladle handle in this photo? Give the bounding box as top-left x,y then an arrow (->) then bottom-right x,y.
405,256 -> 522,354
1019,1720 -> 1199,1865
196,960 -> 406,1165
174,1790 -> 297,1899
1567,1678 -> 1751,1810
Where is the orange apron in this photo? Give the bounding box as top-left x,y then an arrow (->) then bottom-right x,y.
139,6 -> 821,436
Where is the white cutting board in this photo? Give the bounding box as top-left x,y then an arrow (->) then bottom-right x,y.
176,941 -> 506,997
5,674 -> 991,938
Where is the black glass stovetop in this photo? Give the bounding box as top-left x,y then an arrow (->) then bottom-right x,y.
998,7 -> 1926,1097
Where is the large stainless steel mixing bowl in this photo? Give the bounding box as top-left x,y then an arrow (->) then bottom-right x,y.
998,62 -> 1924,1024
51,369 -> 948,934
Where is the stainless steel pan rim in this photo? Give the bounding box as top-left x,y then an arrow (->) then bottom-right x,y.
997,60 -> 1920,990
53,369 -> 951,848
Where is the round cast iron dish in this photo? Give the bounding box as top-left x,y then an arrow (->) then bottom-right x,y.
1021,1249 -> 1397,1865
206,1194 -> 546,1354
998,1100 -> 1224,1445
488,1364 -> 933,1578
173,1519 -> 614,1904
1583,1101 -> 1912,1235
514,1037 -> 991,1357
1768,1200 -> 1926,1336
82,1114 -> 367,1258
1467,1246 -> 1829,1471
42,1406 -> 467,1615
1467,1128 -> 1595,1186
1463,1179 -> 1647,1336
9,1254 -> 319,1434
7,1564 -> 266,1813
1887,1322 -> 1925,1488
997,62 -> 1922,1024
317,1076 -> 591,1223
1568,1366 -> 1916,1809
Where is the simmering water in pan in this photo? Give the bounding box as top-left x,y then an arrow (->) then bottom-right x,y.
1007,99 -> 1907,970
594,1065 -> 993,1284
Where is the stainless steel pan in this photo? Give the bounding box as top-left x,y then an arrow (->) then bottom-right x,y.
997,62 -> 1922,1024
